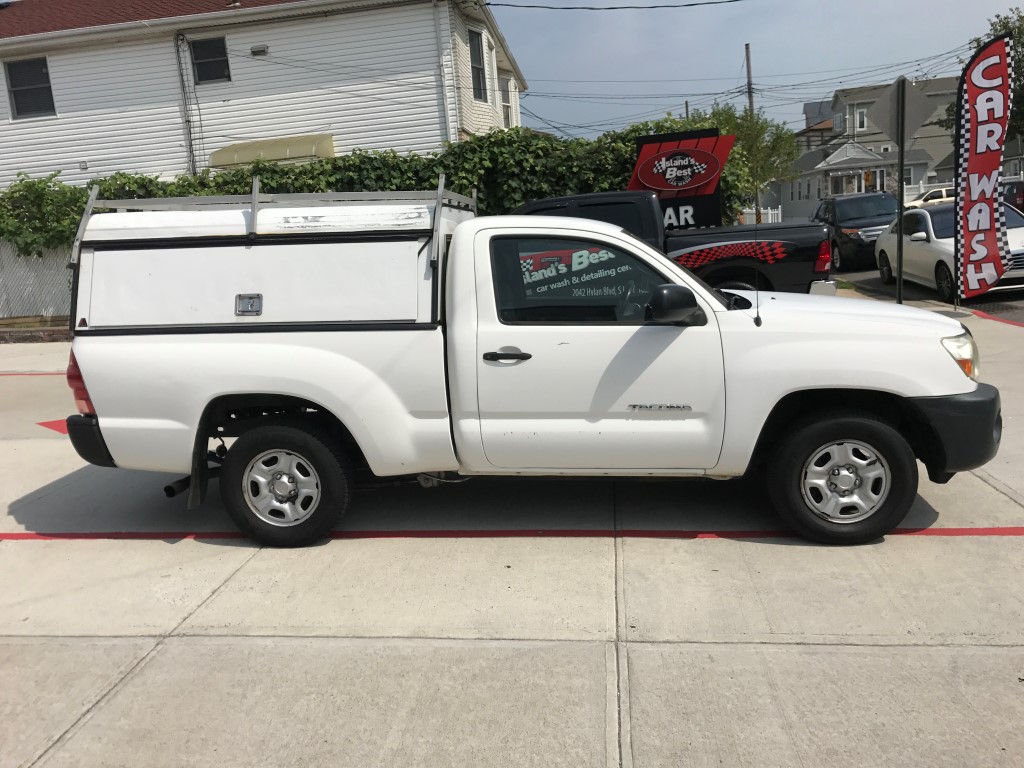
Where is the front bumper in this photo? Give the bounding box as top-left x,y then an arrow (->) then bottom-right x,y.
909,384 -> 1001,479
66,415 -> 117,468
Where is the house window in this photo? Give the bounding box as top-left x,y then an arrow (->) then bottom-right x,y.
469,30 -> 487,102
790,183 -> 795,202
816,178 -> 822,199
875,169 -> 887,192
903,166 -> 913,185
880,144 -> 892,153
4,57 -> 55,119
857,109 -> 866,131
190,37 -> 231,84
500,76 -> 513,127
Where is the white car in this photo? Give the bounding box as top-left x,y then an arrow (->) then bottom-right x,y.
874,203 -> 1024,302
904,187 -> 956,209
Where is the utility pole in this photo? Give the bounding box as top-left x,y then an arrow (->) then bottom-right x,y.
685,100 -> 689,120
745,43 -> 760,223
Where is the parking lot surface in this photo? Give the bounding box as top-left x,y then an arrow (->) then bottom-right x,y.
3,301 -> 1024,767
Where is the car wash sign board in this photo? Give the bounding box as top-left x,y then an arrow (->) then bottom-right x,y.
956,34 -> 1014,299
627,129 -> 736,230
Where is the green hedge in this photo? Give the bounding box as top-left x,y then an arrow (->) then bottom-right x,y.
0,112 -> 771,258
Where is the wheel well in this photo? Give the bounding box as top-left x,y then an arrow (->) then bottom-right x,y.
748,389 -> 943,475
702,267 -> 774,292
200,393 -> 367,464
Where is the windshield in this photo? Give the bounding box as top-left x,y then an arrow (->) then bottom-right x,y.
835,195 -> 899,221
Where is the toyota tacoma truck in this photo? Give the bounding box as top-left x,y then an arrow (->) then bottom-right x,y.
64,181 -> 1001,547
514,190 -> 835,295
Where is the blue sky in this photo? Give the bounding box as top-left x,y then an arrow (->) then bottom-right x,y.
489,0 -> 1016,137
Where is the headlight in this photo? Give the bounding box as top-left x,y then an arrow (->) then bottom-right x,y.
941,330 -> 980,380
841,228 -> 864,241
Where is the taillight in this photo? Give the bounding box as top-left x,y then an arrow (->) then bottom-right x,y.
814,240 -> 831,273
66,351 -> 95,415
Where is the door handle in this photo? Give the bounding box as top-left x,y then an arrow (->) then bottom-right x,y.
483,351 -> 532,362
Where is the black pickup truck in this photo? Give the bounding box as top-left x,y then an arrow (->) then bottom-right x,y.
514,191 -> 834,294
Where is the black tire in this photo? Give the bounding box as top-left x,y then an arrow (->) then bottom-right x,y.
766,414 -> 918,545
220,422 -> 352,547
831,243 -> 843,272
935,262 -> 955,303
878,252 -> 894,284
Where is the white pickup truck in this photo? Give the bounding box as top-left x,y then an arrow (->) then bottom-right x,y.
65,181 -> 1001,546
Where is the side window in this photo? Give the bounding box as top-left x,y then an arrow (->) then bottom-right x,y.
469,30 -> 487,101
190,37 -> 231,84
4,57 -> 56,119
490,237 -> 667,325
903,213 -> 924,236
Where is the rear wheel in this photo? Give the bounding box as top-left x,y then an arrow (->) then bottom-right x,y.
831,243 -> 843,272
220,423 -> 352,547
878,252 -> 894,284
766,414 -> 917,544
935,262 -> 956,303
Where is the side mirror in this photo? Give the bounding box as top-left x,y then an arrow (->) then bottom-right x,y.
909,231 -> 929,242
646,284 -> 707,326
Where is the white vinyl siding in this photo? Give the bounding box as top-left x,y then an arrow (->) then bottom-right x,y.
0,38 -> 189,185
0,0 -> 492,187
183,4 -> 452,162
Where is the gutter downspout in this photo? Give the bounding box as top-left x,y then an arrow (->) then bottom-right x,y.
174,32 -> 198,175
432,0 -> 452,143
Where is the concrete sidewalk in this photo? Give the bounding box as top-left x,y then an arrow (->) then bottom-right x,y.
2,301 -> 1024,768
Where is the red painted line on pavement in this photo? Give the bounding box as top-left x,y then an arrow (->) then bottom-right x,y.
2,526 -> 1024,542
970,309 -> 1024,328
37,420 -> 69,435
0,372 -> 65,376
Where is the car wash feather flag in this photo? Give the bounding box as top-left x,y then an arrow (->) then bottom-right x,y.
956,34 -> 1014,299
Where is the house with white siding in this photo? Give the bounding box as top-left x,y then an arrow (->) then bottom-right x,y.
0,0 -> 527,187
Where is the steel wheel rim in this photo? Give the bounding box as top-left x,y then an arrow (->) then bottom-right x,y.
832,246 -> 841,271
799,440 -> 891,524
242,449 -> 322,527
879,255 -> 891,282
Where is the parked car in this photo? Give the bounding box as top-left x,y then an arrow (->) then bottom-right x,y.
1002,178 -> 1024,211
874,203 -> 1024,302
904,187 -> 956,209
812,192 -> 900,271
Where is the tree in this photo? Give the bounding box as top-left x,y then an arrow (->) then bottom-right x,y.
941,7 -> 1024,138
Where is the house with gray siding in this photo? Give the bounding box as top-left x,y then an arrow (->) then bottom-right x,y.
778,77 -> 957,221
0,0 -> 526,187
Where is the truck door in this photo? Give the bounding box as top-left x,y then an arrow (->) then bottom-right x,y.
474,231 -> 726,470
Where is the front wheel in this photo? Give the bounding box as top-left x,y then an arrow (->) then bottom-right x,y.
220,423 -> 352,547
766,415 -> 918,544
935,262 -> 956,303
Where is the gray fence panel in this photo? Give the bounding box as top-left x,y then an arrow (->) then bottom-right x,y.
0,242 -> 72,319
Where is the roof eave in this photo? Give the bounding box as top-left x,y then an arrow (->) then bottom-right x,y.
0,0 -> 403,53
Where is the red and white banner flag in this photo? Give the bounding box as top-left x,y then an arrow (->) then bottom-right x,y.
956,35 -> 1015,299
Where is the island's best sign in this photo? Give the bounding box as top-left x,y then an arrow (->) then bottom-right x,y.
635,148 -> 721,192
956,35 -> 1015,299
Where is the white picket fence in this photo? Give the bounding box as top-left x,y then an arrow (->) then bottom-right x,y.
739,206 -> 783,225
0,241 -> 72,318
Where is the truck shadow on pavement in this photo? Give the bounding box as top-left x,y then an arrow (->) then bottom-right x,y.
6,466 -> 940,546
